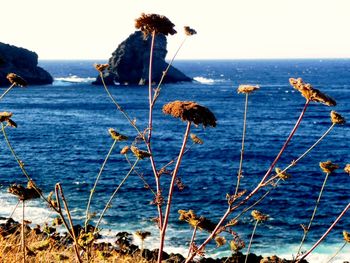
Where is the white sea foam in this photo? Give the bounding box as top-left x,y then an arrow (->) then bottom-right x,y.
193,76 -> 216,84
54,75 -> 95,84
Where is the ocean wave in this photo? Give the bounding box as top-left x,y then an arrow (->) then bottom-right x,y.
193,76 -> 216,84
54,75 -> 95,84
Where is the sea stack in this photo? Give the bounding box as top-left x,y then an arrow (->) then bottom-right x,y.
93,31 -> 191,85
0,42 -> 53,86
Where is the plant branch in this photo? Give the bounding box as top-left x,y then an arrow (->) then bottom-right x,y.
245,220 -> 258,263
0,83 -> 16,101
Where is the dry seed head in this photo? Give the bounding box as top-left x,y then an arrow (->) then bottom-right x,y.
162,101 -> 217,127
190,133 -> 203,144
135,13 -> 176,36
289,78 -> 336,106
275,168 -> 291,180
131,146 -> 151,159
0,111 -> 13,122
343,230 -> 350,243
120,146 -> 130,155
178,209 -> 216,232
251,210 -> 268,222
135,231 -> 151,241
108,128 -> 128,141
94,63 -> 109,73
8,182 -> 41,201
237,85 -> 260,94
229,239 -> 245,252
184,26 -> 197,36
6,73 -> 27,87
215,236 -> 226,247
319,160 -> 339,174
330,111 -> 346,125
6,118 -> 17,128
344,164 -> 350,175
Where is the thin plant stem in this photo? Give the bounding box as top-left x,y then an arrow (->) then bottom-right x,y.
245,220 -> 259,263
94,158 -> 139,232
9,200 -> 20,219
235,93 -> 249,196
296,172 -> 330,256
263,123 -> 335,186
1,123 -> 31,181
0,83 -> 16,101
187,225 -> 198,258
326,241 -> 347,263
186,100 -> 310,262
55,184 -> 82,263
85,139 -> 117,231
100,73 -> 143,137
159,121 -> 191,263
296,202 -> 349,262
21,200 -> 25,263
145,30 -> 164,232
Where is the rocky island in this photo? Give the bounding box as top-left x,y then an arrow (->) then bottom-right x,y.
0,42 -> 53,86
93,31 -> 191,85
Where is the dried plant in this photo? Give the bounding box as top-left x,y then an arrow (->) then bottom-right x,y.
135,13 -> 177,36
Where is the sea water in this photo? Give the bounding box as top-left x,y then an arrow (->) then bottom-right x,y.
0,59 -> 349,262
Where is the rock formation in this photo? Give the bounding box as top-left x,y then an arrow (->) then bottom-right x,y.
93,31 -> 191,85
0,42 -> 53,86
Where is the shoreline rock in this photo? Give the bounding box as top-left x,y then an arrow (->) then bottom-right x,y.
93,31 -> 192,85
0,42 -> 53,86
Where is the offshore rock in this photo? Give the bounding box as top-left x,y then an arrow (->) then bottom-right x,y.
0,42 -> 53,86
93,31 -> 191,85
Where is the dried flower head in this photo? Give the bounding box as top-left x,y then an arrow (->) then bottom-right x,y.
120,146 -> 130,155
215,236 -> 226,247
8,180 -> 41,201
251,210 -> 268,222
184,26 -> 197,36
108,128 -> 128,141
94,63 -> 109,73
0,112 -> 17,128
237,85 -> 260,94
330,111 -> 346,125
178,209 -> 216,232
78,232 -> 95,247
163,101 -> 217,127
319,160 -> 339,174
343,230 -> 350,243
275,168 -> 291,180
289,78 -> 336,106
230,239 -> 245,252
190,133 -> 203,144
135,231 -> 151,241
6,73 -> 27,87
344,164 -> 350,175
131,146 -> 151,159
135,13 -> 176,36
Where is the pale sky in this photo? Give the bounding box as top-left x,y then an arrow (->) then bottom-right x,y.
1,0 -> 350,60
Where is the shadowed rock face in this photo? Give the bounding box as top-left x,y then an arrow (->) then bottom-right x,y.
93,31 -> 191,85
0,42 -> 53,86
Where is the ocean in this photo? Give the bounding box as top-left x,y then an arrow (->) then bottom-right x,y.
0,59 -> 349,262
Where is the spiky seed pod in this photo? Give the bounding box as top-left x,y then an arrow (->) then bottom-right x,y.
237,85 -> 260,94
190,133 -> 203,144
108,128 -> 128,141
319,160 -> 339,174
344,164 -> 350,175
343,230 -> 350,243
6,73 -> 27,87
8,181 -> 41,201
131,146 -> 151,159
251,210 -> 268,222
184,26 -> 197,36
275,168 -> 291,180
135,13 -> 177,36
94,63 -> 109,73
178,209 -> 216,232
330,111 -> 346,125
215,236 -> 226,247
289,78 -> 336,106
135,231 -> 151,241
120,146 -> 130,155
162,101 -> 217,127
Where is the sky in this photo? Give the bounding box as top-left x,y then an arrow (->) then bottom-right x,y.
1,0 -> 350,60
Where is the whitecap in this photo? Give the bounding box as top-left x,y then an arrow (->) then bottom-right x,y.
54,75 -> 95,84
193,76 -> 215,84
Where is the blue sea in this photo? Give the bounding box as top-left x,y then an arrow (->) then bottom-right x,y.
0,59 -> 349,262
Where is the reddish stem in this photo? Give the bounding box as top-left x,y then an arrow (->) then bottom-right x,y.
158,121 -> 191,263
296,202 -> 349,262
